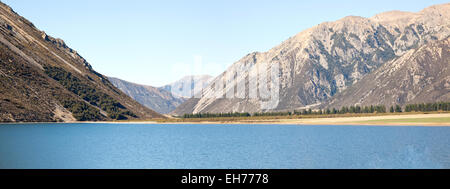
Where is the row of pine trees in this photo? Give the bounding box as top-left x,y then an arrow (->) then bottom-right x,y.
182,102 -> 450,118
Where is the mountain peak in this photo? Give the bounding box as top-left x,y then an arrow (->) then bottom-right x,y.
371,3 -> 450,26
177,75 -> 213,82
161,75 -> 213,98
108,77 -> 185,114
173,3 -> 450,115
371,10 -> 416,22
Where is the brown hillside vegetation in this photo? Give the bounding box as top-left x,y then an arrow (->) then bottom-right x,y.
0,2 -> 164,122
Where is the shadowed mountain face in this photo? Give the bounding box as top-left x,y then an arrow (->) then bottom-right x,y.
0,2 -> 163,122
324,37 -> 450,108
108,77 -> 185,114
173,3 -> 450,115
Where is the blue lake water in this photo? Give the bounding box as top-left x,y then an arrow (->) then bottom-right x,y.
0,123 -> 449,169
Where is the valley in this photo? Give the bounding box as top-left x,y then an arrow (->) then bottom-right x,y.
0,2 -> 449,124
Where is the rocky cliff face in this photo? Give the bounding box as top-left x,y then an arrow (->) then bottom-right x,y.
324,37 -> 449,108
108,77 -> 185,114
173,3 -> 450,115
0,2 -> 163,122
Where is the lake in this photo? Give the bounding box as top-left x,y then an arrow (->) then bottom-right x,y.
0,123 -> 449,169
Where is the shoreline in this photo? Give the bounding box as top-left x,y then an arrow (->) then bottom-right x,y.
114,113 -> 450,126
2,113 -> 448,126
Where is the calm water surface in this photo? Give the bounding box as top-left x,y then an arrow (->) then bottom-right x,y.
0,123 -> 449,169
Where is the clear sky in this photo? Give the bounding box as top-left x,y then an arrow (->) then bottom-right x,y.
3,0 -> 448,86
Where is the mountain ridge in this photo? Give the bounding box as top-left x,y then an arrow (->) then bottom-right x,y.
173,3 -> 450,115
161,75 -> 213,98
323,36 -> 449,108
108,77 -> 185,114
0,1 -> 164,122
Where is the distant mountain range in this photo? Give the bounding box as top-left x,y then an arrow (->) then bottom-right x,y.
108,77 -> 185,114
108,75 -> 213,114
0,2 -> 163,122
173,3 -> 450,115
1,1 -> 448,122
161,75 -> 213,98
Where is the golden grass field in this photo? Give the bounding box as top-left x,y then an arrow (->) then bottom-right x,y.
111,112 -> 450,126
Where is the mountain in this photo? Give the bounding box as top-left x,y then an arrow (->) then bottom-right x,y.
0,2 -> 163,122
173,3 -> 450,115
108,77 -> 185,114
324,37 -> 449,108
161,75 -> 213,98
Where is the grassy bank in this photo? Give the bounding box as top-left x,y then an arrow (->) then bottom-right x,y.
123,111 -> 450,126
352,116 -> 450,125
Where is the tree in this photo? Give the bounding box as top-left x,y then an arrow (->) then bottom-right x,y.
363,106 -> 370,113
355,105 -> 361,113
390,106 -> 395,113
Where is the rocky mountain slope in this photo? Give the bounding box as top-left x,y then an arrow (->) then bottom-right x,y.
0,2 -> 163,122
161,75 -> 213,98
173,3 -> 450,115
324,37 -> 449,108
108,77 -> 185,114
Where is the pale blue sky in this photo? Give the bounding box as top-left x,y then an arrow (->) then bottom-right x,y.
3,0 -> 448,86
